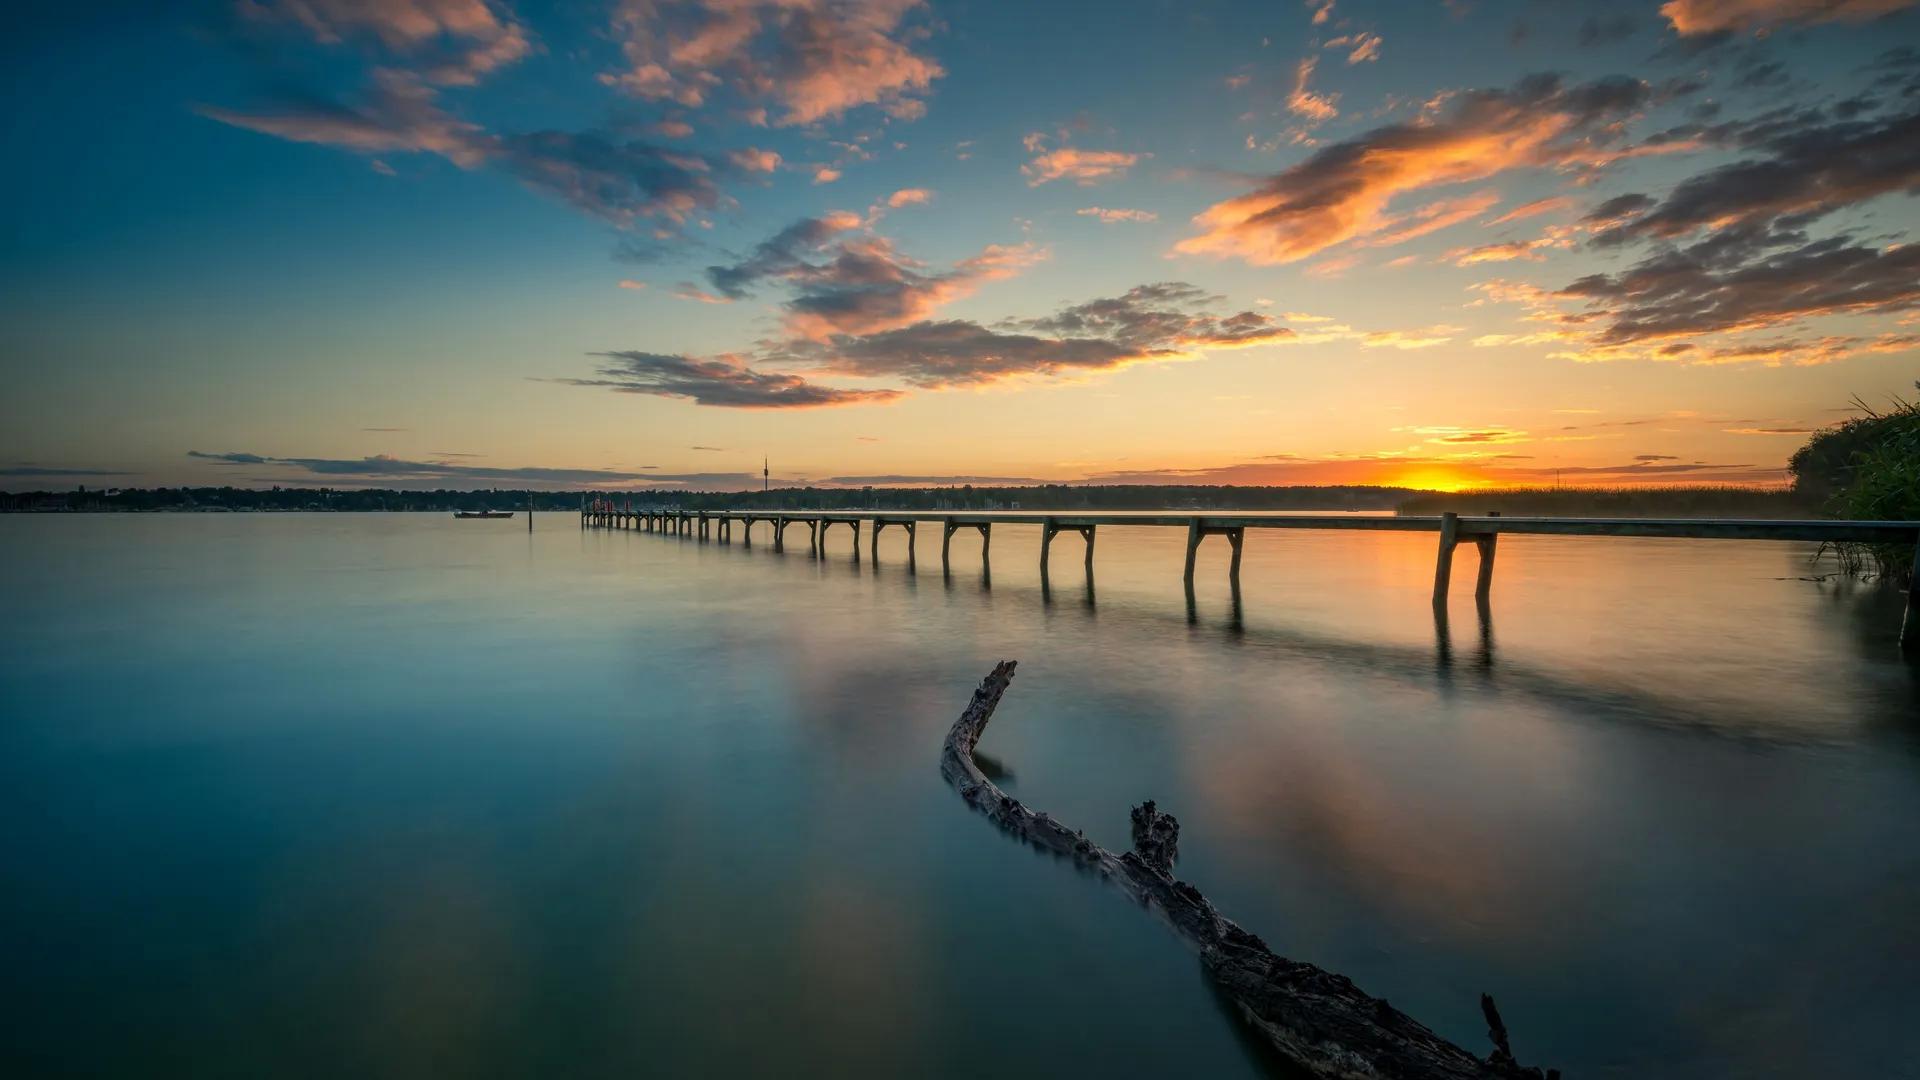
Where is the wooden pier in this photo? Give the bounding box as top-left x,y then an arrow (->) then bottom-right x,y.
579,502 -> 1920,650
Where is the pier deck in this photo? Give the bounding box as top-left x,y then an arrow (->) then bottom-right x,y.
580,504 -> 1920,650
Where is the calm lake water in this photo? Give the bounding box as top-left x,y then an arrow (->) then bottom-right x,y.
3,512 -> 1917,1078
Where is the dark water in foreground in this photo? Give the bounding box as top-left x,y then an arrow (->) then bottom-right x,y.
2,513 -> 1917,1078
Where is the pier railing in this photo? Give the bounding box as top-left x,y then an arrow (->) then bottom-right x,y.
578,505 -> 1920,651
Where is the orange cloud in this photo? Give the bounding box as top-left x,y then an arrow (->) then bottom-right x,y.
1023,147 -> 1146,186
1660,0 -> 1914,34
1325,32 -> 1382,64
243,0 -> 533,86
728,147 -> 782,172
602,0 -> 942,126
1485,195 -> 1574,226
1364,190 -> 1501,246
1286,56 -> 1339,122
1175,74 -> 1652,265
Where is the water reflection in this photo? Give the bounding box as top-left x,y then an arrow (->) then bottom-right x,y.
3,513 -> 1917,1079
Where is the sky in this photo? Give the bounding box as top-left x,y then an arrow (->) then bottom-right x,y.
2,0 -> 1918,492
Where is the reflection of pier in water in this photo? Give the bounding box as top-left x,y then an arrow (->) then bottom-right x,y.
581,503 -> 1920,651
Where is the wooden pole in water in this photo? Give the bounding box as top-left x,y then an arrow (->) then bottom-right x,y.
1474,510 -> 1499,601
1183,518 -> 1202,585
1433,512 -> 1460,609
1902,536 -> 1920,653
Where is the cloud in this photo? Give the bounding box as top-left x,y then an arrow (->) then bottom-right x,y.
1724,426 -> 1815,434
1561,233 -> 1920,345
189,450 -> 677,486
1448,240 -> 1546,265
188,450 -> 272,464
1023,147 -> 1145,186
570,282 -> 1468,408
198,71 -> 490,166
1286,56 -> 1339,122
1409,426 -> 1529,444
700,214 -> 1042,338
601,0 -> 942,126
1590,108 -> 1920,245
559,351 -> 903,408
811,164 -> 842,184
203,76 -> 745,228
493,128 -> 728,225
1175,73 -> 1655,265
1076,206 -> 1158,223
727,146 -> 782,172
240,0 -> 533,86
617,279 -> 648,290
1660,0 -> 1915,35
1485,195 -> 1574,225
782,281 -> 1294,389
1324,32 -> 1381,64
885,188 -> 932,207
1365,189 -> 1501,246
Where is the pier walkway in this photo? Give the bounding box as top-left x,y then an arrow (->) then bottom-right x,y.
580,504 -> 1920,650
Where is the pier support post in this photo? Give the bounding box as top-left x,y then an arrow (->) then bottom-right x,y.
1085,525 -> 1097,571
941,517 -> 956,571
1227,527 -> 1243,583
1433,511 -> 1460,609
1902,536 -> 1920,653
1184,519 -> 1202,585
1040,517 -> 1058,576
1473,511 -> 1499,602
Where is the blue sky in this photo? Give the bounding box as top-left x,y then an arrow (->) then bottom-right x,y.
3,0 -> 1917,490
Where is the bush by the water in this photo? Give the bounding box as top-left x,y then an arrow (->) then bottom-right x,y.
1792,387 -> 1920,583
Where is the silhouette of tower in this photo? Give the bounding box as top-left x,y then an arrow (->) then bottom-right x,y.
763,457 -> 769,492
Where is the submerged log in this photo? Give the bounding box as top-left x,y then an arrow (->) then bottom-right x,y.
941,661 -> 1559,1080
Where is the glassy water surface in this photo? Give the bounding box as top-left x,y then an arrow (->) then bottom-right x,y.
2,513 -> 1916,1078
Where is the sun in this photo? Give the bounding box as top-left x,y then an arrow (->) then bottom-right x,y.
1389,467 -> 1486,493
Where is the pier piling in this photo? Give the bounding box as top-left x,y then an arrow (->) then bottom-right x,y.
1904,540 -> 1920,654
1432,512 -> 1460,609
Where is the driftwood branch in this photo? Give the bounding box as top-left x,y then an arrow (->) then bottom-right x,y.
942,661 -> 1559,1080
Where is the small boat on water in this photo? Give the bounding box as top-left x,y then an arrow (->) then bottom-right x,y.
453,510 -> 514,519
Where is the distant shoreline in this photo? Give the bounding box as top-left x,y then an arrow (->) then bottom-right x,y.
3,483 -> 1819,520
